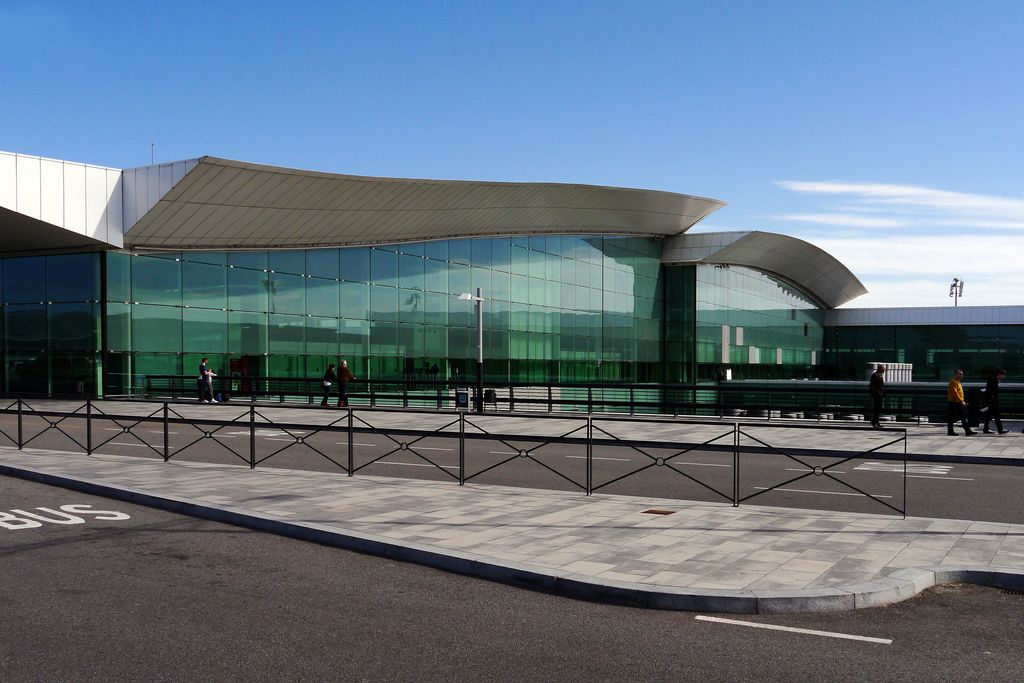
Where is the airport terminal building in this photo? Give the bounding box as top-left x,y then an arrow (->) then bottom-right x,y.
0,150 -> 1019,397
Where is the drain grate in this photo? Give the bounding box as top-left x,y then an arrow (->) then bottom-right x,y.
1001,589 -> 1024,596
641,508 -> 676,515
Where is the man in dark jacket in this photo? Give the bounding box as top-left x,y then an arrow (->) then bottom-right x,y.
321,364 -> 337,407
983,369 -> 1008,434
337,360 -> 355,407
869,364 -> 886,429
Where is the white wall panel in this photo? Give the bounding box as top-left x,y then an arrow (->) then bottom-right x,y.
16,155 -> 41,219
146,166 -> 160,209
172,161 -> 186,185
121,168 -> 136,227
159,164 -> 173,196
0,152 -> 17,210
63,162 -> 87,233
105,169 -> 124,247
40,159 -> 65,226
85,165 -> 108,240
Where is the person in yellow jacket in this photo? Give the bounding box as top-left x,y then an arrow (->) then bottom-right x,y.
946,368 -> 975,436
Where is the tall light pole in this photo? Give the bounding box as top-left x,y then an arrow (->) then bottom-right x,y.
949,278 -> 964,307
458,288 -> 484,413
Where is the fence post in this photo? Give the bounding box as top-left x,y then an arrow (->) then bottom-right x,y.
547,385 -> 553,413
347,407 -> 354,476
458,411 -> 465,485
163,402 -> 170,462
17,399 -> 22,449
629,386 -> 635,416
249,404 -> 256,469
586,415 -> 593,495
587,387 -> 593,414
510,386 -> 515,412
86,399 -> 92,455
733,422 -> 740,507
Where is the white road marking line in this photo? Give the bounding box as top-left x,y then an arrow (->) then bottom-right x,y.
855,462 -> 952,475
672,461 -> 730,468
405,446 -> 453,452
907,474 -> 974,481
368,461 -> 459,470
694,616 -> 892,645
147,431 -> 179,434
753,487 -> 892,499
104,442 -> 149,448
334,442 -> 378,447
565,455 -> 632,462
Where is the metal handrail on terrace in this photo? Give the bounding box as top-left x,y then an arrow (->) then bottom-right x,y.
0,397 -> 909,517
142,375 -> 1022,424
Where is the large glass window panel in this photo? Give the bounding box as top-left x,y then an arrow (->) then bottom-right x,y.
470,267 -> 490,295
106,252 -> 132,302
49,303 -> 99,352
510,246 -> 530,276
340,247 -> 370,282
424,259 -> 448,293
339,281 -> 369,318
307,317 -> 339,355
340,319 -> 369,358
182,261 -> 228,310
228,267 -> 269,312
185,251 -> 227,266
529,250 -> 546,279
106,302 -> 131,351
511,274 -> 530,303
132,304 -> 182,353
370,285 -> 398,321
491,239 -> 511,271
449,239 -> 471,265
269,272 -> 305,315
448,264 -> 470,296
306,248 -> 340,280
228,252 -> 268,270
132,353 -> 182,391
399,254 -> 424,290
228,311 -> 267,355
424,240 -> 448,261
399,290 -> 425,325
269,250 -> 306,275
183,308 -> 227,353
307,278 -> 340,318
132,255 -> 182,306
470,239 -> 492,268
370,248 -> 399,287
268,314 -> 305,354
4,304 -> 47,350
47,253 -> 99,302
4,257 -> 46,303
423,292 -> 448,326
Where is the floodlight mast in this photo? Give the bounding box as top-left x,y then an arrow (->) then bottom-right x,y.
949,278 -> 964,307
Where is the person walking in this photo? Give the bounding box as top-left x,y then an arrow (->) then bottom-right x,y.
199,357 -> 217,403
983,368 -> 1008,434
869,364 -> 886,429
337,360 -> 355,407
946,368 -> 974,436
321,363 -> 337,407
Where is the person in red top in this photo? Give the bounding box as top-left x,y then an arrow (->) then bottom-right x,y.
337,360 -> 355,407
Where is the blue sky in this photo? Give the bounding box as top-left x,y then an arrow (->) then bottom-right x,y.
2,1 -> 1022,308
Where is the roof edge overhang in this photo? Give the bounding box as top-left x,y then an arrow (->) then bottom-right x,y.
123,156 -> 727,249
661,230 -> 868,309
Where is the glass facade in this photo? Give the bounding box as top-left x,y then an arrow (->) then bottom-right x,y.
1,253 -> 102,395
823,325 -> 1024,381
686,264 -> 825,382
101,236 -> 665,394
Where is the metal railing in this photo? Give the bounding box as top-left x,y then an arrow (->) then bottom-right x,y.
143,374 -> 1022,424
0,398 -> 909,517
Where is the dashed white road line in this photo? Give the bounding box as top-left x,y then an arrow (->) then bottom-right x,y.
368,461 -> 459,470
694,616 -> 892,645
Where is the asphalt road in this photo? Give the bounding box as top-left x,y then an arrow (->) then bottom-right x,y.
3,411 -> 1023,524
2,476 -> 1022,682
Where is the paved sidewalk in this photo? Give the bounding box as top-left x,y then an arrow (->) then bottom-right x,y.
2,446 -> 1022,614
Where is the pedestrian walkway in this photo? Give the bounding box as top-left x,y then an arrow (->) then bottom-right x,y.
2,446 -> 1021,614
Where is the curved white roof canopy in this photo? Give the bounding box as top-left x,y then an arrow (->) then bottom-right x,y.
122,157 -> 726,249
661,231 -> 867,309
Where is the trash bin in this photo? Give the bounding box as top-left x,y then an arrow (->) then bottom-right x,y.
967,387 -> 983,427
455,390 -> 469,409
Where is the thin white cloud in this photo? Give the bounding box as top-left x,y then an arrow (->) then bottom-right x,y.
771,213 -> 912,228
775,180 -> 1024,230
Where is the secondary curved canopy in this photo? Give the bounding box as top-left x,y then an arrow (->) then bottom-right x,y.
661,230 -> 868,309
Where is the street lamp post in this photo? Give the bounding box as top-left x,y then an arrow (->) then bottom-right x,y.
458,288 -> 484,413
